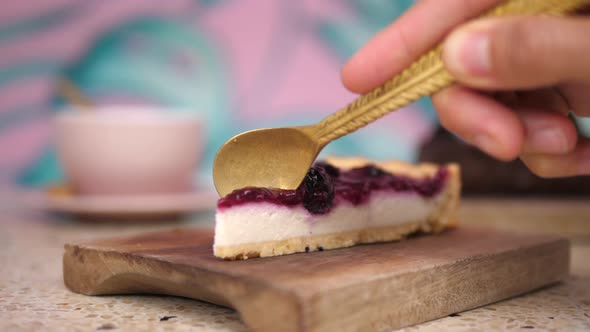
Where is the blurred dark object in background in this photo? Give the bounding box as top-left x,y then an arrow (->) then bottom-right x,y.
420,128 -> 590,196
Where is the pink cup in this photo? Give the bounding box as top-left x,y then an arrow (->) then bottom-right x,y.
55,107 -> 204,196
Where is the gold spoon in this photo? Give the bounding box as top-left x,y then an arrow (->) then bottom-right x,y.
51,78 -> 94,195
213,0 -> 589,197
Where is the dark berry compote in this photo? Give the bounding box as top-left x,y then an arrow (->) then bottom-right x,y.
217,161 -> 448,215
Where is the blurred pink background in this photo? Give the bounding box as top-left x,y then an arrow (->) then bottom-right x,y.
0,0 -> 437,188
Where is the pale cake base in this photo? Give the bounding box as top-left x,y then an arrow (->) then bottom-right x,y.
214,158 -> 461,260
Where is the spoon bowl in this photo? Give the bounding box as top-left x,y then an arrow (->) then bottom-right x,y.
213,127 -> 320,197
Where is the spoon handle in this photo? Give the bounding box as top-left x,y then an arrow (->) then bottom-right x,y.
311,0 -> 589,146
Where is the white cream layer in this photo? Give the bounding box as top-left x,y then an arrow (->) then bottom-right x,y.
214,192 -> 441,247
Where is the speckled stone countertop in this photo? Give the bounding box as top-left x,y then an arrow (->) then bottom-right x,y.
1,192 -> 589,331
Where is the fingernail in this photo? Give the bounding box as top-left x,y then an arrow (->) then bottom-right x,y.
472,134 -> 498,156
527,127 -> 569,154
445,30 -> 491,76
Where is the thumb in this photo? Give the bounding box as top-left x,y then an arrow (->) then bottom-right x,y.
442,16 -> 590,90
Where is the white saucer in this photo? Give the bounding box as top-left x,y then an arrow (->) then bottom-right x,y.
43,190 -> 218,218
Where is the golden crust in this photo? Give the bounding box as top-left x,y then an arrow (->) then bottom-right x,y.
214,157 -> 462,260
436,163 -> 461,228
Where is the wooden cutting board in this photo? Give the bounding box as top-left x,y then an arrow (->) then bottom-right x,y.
63,227 -> 569,332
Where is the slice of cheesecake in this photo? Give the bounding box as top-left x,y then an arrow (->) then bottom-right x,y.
214,157 -> 461,260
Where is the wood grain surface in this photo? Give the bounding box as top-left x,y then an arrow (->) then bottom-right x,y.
63,227 -> 570,332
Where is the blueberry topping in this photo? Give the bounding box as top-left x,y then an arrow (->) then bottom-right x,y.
302,166 -> 334,215
367,166 -> 387,177
217,187 -> 275,208
217,162 -> 448,214
276,188 -> 304,206
314,162 -> 340,177
335,181 -> 369,205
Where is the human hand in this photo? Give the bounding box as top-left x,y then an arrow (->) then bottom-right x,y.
341,0 -> 590,177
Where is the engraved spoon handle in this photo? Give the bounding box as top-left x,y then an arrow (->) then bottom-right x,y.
311,0 -> 589,146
